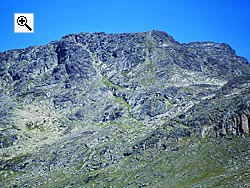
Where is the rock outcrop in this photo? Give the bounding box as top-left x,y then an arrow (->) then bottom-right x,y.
0,30 -> 250,187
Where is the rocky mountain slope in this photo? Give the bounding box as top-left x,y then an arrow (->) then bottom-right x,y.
0,30 -> 250,187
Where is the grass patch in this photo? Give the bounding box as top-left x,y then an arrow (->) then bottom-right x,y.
102,76 -> 122,90
0,170 -> 25,183
115,96 -> 131,109
146,40 -> 153,50
147,61 -> 154,73
75,161 -> 84,171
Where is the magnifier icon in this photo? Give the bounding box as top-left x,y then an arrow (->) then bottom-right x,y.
17,16 -> 32,31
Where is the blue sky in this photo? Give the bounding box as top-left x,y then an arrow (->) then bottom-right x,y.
1,0 -> 250,61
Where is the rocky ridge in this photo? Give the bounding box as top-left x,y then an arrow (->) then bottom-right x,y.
0,30 -> 250,187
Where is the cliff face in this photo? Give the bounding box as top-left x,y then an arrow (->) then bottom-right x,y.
0,31 -> 250,187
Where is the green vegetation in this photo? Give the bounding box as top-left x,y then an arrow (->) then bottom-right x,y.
75,161 -> 84,171
87,136 -> 250,188
115,96 -> 133,118
6,154 -> 30,165
27,78 -> 33,84
146,40 -> 153,50
3,135 -> 248,188
102,76 -> 122,90
147,61 -> 155,73
0,170 -> 25,183
102,75 -> 132,117
115,96 -> 131,109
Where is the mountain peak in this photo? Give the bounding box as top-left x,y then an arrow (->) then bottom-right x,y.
1,30 -> 250,187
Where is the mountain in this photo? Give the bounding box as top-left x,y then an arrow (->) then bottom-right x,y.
0,30 -> 250,187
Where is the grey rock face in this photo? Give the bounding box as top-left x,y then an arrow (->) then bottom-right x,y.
0,30 -> 250,187
54,42 -> 96,81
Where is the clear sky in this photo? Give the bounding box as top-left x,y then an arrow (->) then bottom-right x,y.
1,0 -> 250,61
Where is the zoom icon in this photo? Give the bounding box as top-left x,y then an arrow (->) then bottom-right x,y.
14,13 -> 34,33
